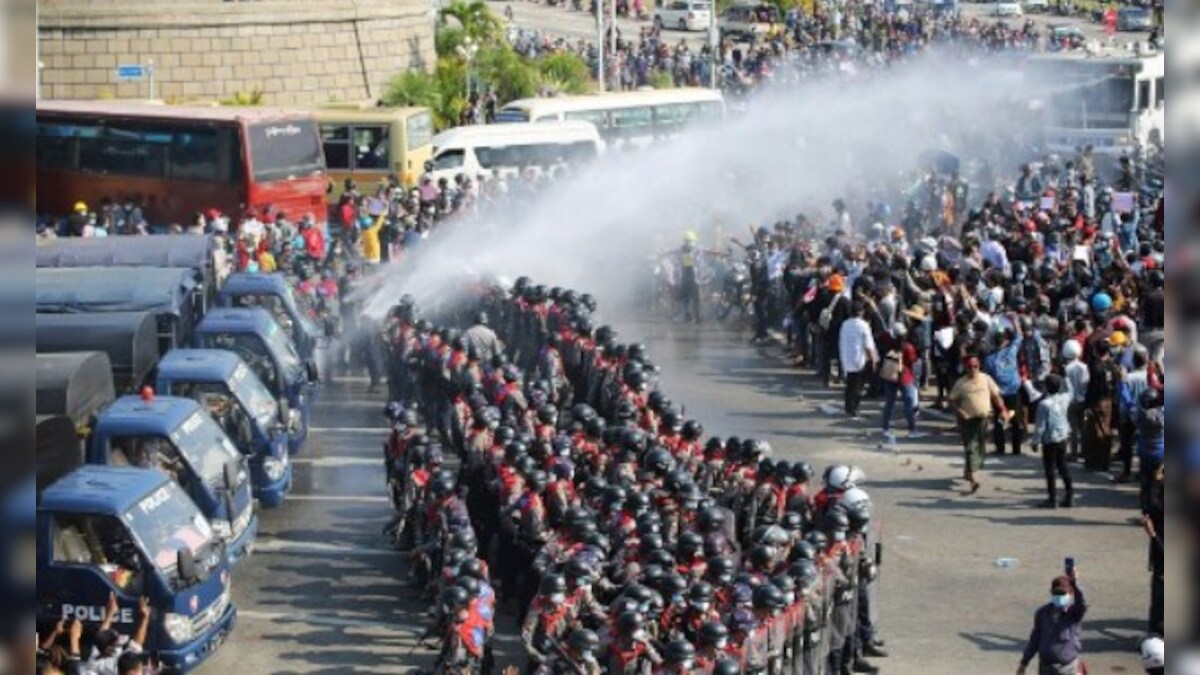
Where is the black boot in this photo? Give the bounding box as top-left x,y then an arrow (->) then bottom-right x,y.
852,659 -> 881,674
1059,491 -> 1074,508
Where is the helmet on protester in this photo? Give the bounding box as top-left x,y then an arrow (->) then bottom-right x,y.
1062,339 -> 1083,362
1139,636 -> 1165,668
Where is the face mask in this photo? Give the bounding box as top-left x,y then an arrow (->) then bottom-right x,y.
693,601 -> 711,612
1052,594 -> 1073,609
631,630 -> 648,642
680,660 -> 695,671
833,531 -> 847,543
714,639 -> 729,650
549,594 -> 566,604
581,650 -> 595,661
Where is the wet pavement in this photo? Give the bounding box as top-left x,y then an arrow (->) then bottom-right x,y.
208,316 -> 1149,674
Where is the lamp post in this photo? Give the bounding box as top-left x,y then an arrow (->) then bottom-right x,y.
456,37 -> 479,109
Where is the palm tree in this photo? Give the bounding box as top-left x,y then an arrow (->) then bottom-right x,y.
438,0 -> 504,44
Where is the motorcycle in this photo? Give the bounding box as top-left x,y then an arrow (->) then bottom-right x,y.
715,260 -> 753,321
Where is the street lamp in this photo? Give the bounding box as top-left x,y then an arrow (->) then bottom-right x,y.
456,37 -> 479,107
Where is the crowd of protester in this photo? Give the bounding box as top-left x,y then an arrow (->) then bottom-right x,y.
657,142 -> 1165,649
503,0 -> 1128,96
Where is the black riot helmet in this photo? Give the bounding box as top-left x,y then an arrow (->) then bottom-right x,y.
440,586 -> 471,616
539,573 -> 567,597
664,639 -> 696,664
699,620 -> 729,646
752,583 -> 786,611
714,660 -> 741,675
568,628 -> 600,654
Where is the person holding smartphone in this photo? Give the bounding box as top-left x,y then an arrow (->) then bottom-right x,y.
1017,564 -> 1088,675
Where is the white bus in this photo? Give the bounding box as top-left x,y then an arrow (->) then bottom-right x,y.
494,88 -> 725,148
429,121 -> 604,183
1027,43 -> 1165,158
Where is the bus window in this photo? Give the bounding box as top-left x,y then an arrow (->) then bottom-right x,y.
247,120 -> 324,182
169,128 -> 224,181
612,107 -> 653,136
1156,77 -> 1164,106
353,126 -> 390,170
495,108 -> 530,123
37,122 -> 90,170
320,124 -> 352,171
80,123 -> 170,177
1138,80 -> 1151,111
563,141 -> 599,164
406,112 -> 434,150
433,149 -> 465,171
565,109 -> 610,132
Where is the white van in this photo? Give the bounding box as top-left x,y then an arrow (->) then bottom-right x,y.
429,121 -> 604,183
654,0 -> 712,32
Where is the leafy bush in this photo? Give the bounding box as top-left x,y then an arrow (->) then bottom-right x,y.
535,53 -> 593,94
646,71 -> 675,89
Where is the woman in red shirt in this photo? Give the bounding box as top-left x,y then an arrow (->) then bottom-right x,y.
880,322 -> 922,443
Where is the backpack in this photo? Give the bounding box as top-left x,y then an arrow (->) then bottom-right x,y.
818,296 -> 839,331
880,350 -> 903,383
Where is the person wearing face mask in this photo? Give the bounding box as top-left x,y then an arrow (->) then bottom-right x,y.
607,611 -> 663,675
521,574 -> 574,672
696,621 -> 737,673
656,639 -> 698,675
537,628 -> 602,675
1017,570 -> 1088,675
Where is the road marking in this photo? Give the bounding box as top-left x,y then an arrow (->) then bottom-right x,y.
253,538 -> 396,557
290,456 -> 383,468
238,609 -> 418,634
309,426 -> 384,433
282,494 -> 390,504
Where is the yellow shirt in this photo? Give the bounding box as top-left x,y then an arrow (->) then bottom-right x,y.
949,373 -> 1001,420
360,213 -> 385,264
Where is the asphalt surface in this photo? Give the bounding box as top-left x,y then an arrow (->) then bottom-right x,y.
205,314 -> 1152,674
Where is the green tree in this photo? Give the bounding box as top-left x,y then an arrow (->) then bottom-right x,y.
383,60 -> 467,129
436,25 -> 467,59
438,0 -> 504,43
475,44 -> 539,102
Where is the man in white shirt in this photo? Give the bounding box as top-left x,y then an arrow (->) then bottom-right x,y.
1062,339 -> 1089,460
839,301 -> 878,418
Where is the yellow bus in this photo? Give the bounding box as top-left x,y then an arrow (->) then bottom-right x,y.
313,104 -> 435,199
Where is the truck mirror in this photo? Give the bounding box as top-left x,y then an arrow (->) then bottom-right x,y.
305,360 -> 320,384
177,547 -> 200,584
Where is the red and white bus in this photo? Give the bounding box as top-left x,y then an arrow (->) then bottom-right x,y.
36,101 -> 328,225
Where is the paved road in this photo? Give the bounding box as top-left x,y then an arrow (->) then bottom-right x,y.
492,0 -> 1123,51
206,314 -> 1150,674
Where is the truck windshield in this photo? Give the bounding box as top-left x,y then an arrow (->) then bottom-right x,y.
228,362 -> 278,429
123,482 -> 214,576
169,411 -> 242,489
261,319 -> 305,384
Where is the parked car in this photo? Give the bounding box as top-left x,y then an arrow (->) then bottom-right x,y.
719,3 -> 781,41
653,0 -> 712,31
992,0 -> 1023,16
1117,6 -> 1153,30
1023,0 -> 1049,12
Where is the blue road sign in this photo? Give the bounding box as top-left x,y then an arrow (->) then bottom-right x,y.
116,64 -> 145,80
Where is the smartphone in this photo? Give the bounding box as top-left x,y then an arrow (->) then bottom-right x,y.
1065,557 -> 1076,576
